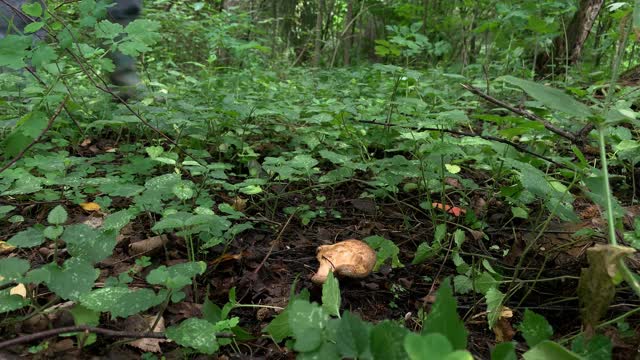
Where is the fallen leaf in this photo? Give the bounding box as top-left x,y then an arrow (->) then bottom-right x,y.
127,315 -> 166,353
10,284 -> 27,297
232,196 -> 247,211
80,138 -> 92,147
432,202 -> 466,217
80,202 -> 101,212
0,241 -> 16,255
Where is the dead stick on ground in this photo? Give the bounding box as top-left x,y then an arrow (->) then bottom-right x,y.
461,83 -> 582,143
0,325 -> 233,349
357,119 -> 568,169
0,96 -> 68,174
254,211 -> 297,274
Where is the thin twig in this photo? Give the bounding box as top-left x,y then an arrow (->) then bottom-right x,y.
253,211 -> 297,274
0,97 -> 67,174
0,325 -> 234,349
461,83 -> 581,143
357,119 -> 568,168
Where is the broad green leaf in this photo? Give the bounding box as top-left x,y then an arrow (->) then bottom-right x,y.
523,340 -> 582,360
24,22 -> 44,34
491,342 -> 517,360
404,333 -> 453,360
423,278 -> 468,350
46,258 -> 98,300
8,227 -> 45,248
485,287 -> 506,329
321,271 -> 341,317
146,261 -> 206,290
335,311 -> 370,359
0,291 -> 29,313
288,300 -> 327,352
370,321 -> 409,360
453,275 -> 472,295
166,318 -> 219,354
62,224 -> 117,263
48,205 -> 68,225
571,334 -> 612,360
95,20 -> 124,40
103,209 -> 136,231
0,35 -> 32,69
80,287 -> 164,318
21,2 -> 43,16
365,235 -> 402,270
517,309 -> 553,348
501,76 -> 592,119
0,258 -> 30,286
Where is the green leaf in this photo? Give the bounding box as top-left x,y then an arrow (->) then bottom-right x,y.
166,318 -> 220,354
0,258 -> 30,286
370,321 -> 409,360
264,308 -> 291,342
0,291 -> 29,313
571,334 -> 612,360
8,227 -> 45,248
62,224 -> 117,263
404,333 -> 453,360
31,44 -> 57,69
0,35 -> 32,69
321,271 -> 341,317
46,258 -> 98,300
288,300 -> 327,352
80,287 -> 164,318
146,261 -> 206,290
103,209 -> 136,231
453,275 -> 472,295
24,22 -> 44,34
517,309 -> 553,348
95,20 -> 124,40
335,311 -> 370,359
47,205 -> 68,225
523,340 -> 582,360
423,278 -> 468,350
365,235 -> 402,270
485,287 -> 506,329
501,76 -> 592,119
491,342 -> 517,360
21,2 -> 43,16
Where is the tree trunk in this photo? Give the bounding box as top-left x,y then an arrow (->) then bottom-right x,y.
536,0 -> 604,74
312,0 -> 325,66
421,0 -> 429,35
343,0 -> 354,66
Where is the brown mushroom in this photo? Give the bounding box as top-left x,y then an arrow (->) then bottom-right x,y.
311,239 -> 377,284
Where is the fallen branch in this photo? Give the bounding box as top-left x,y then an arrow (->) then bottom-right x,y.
461,83 -> 582,143
357,119 -> 568,169
0,325 -> 234,349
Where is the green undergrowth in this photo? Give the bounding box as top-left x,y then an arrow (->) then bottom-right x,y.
1,0 -> 639,358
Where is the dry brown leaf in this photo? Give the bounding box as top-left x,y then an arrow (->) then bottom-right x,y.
80,138 -> 92,147
80,202 -> 101,212
126,315 -> 166,353
0,241 -> 16,255
232,196 -> 247,211
82,215 -> 104,229
105,147 -> 117,153
129,235 -> 168,256
493,317 -> 515,342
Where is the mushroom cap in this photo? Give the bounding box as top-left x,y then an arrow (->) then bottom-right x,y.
311,239 -> 377,284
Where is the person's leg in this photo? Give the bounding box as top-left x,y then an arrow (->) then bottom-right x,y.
107,0 -> 143,98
